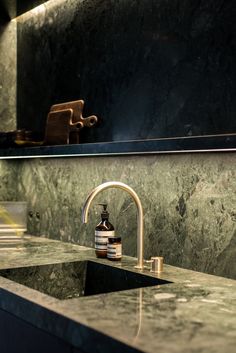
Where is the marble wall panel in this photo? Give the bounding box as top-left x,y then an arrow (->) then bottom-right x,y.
0,20 -> 17,131
0,160 -> 18,200
14,153 -> 236,280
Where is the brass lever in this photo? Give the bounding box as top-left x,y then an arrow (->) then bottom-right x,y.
146,257 -> 164,273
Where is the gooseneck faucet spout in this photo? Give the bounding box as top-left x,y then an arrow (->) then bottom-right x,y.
82,181 -> 144,269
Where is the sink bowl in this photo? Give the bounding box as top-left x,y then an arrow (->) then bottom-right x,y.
0,260 -> 171,300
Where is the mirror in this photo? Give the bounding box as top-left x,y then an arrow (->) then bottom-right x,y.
0,0 -> 235,157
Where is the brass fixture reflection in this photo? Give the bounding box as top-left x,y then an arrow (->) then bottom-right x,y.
132,288 -> 143,344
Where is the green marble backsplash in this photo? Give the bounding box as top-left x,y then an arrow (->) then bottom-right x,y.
0,160 -> 18,200
1,153 -> 235,280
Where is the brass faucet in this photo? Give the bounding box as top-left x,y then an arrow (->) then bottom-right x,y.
82,181 -> 144,269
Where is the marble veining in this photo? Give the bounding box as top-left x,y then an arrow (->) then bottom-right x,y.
0,20 -> 16,131
0,237 -> 235,353
6,152 -> 236,280
0,259 -> 169,300
0,160 -> 18,200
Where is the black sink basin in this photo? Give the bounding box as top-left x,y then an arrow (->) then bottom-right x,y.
0,260 -> 171,300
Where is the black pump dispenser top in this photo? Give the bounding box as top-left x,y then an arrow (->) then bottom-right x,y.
98,203 -> 109,219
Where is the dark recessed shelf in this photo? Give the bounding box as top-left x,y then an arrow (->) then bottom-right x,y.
0,134 -> 235,159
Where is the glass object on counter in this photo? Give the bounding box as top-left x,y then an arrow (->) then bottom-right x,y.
95,203 -> 115,258
0,202 -> 27,238
107,236 -> 122,261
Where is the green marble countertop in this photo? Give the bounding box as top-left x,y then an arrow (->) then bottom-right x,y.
0,236 -> 235,353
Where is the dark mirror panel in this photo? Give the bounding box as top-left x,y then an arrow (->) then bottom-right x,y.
0,0 -> 235,156
16,0 -> 236,145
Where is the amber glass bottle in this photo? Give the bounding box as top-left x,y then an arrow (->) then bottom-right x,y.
95,204 -> 115,258
107,236 -> 122,261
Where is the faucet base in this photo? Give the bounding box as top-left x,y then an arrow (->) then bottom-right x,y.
134,265 -> 144,270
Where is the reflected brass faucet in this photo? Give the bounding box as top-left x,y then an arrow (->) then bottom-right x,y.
82,181 -> 144,269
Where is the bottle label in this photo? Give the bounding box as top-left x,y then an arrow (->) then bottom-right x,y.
95,230 -> 115,251
95,230 -> 115,237
95,236 -> 107,244
95,244 -> 107,250
107,244 -> 122,258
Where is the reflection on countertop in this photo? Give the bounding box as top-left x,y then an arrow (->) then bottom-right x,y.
0,236 -> 235,353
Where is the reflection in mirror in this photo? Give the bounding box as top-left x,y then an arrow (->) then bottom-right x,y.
0,0 -> 236,155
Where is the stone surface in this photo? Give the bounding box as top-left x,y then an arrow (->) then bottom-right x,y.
0,237 -> 235,353
0,259 -> 168,300
0,160 -> 17,200
6,152 -> 235,280
16,0 -> 236,140
0,0 -> 235,283
0,20 -> 16,131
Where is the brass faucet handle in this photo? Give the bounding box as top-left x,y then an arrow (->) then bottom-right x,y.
146,256 -> 164,273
